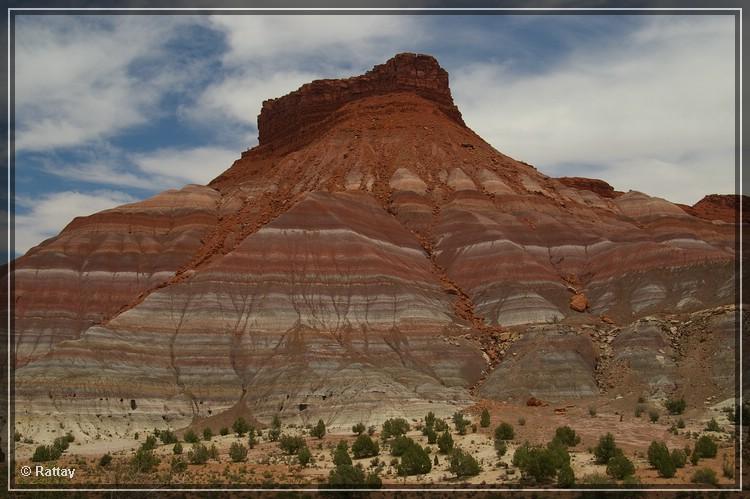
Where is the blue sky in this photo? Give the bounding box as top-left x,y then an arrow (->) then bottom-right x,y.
13,14 -> 736,254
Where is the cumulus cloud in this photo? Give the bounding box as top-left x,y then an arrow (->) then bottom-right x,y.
15,190 -> 136,255
14,15 -> 189,151
451,15 -> 735,204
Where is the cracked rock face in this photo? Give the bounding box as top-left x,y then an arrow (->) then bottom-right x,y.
11,53 -> 740,435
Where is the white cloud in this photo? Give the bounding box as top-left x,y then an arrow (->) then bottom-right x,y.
452,16 -> 735,204
15,190 -> 136,255
131,146 -> 240,185
14,16 -> 188,151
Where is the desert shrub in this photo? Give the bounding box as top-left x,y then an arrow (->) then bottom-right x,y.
268,415 -> 281,442
448,447 -> 480,478
494,422 -> 514,441
333,440 -> 352,466
298,445 -> 312,466
352,422 -> 366,435
606,453 -> 635,480
31,445 -> 59,462
671,448 -> 687,468
397,441 -> 431,476
437,430 -> 454,454
173,442 -> 183,455
64,432 -> 75,443
677,418 -> 685,429
247,427 -> 257,448
495,439 -> 507,458
131,448 -> 160,473
512,443 -> 558,482
381,418 -> 409,440
425,426 -> 437,444
705,418 -> 721,432
183,430 -> 199,444
279,434 -> 305,455
649,409 -> 660,423
452,412 -> 470,435
202,428 -> 213,441
635,404 -> 646,418
546,439 -> 571,470
553,426 -> 580,447
209,443 -> 219,460
352,434 -> 379,459
557,463 -> 575,488
580,473 -> 615,486
425,411 -> 436,428
229,441 -> 248,462
518,417 -> 526,426
593,433 -> 620,465
694,435 -> 717,459
480,408 -> 491,428
232,417 -> 250,436
311,419 -> 326,439
722,454 -> 734,479
691,468 -> 718,486
141,434 -> 158,450
99,453 -> 112,467
665,397 -> 686,415
327,463 -> 382,487
188,443 -> 209,465
589,406 -> 597,417
14,431 -> 21,442
648,441 -> 676,478
170,456 -> 187,473
219,427 -> 229,436
367,425 -> 377,436
159,430 -> 178,445
390,436 -> 413,456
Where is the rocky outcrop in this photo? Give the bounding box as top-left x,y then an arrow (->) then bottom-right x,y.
11,53 -> 740,436
678,194 -> 748,223
256,52 -> 465,148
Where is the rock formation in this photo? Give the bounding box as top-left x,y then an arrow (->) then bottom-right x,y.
12,53 -> 740,439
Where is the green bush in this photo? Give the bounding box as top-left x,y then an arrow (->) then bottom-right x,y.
452,412 -> 470,435
495,439 -> 507,458
269,415 -> 282,442
593,433 -> 620,465
390,435 -> 413,456
141,434 -> 158,450
553,426 -> 580,447
159,430 -> 177,444
298,445 -> 312,466
512,443 -> 558,482
333,440 -> 352,466
671,448 -> 687,468
170,456 -> 187,473
705,418 -> 720,432
232,417 -> 250,436
352,422 -> 366,435
425,426 -> 437,445
606,453 -> 635,480
494,422 -> 514,441
557,463 -> 575,488
279,434 -> 306,455
448,447 -> 480,478
425,411 -> 436,428
589,406 -> 597,417
311,419 -> 326,439
203,428 -> 213,441
397,441 -> 431,476
99,453 -> 112,467
327,463 -> 381,487
694,435 -> 717,459
219,427 -> 229,436
31,445 -> 61,462
480,408 -> 491,428
649,409 -> 660,423
173,442 -> 183,455
247,427 -> 257,448
677,418 -> 685,429
437,430 -> 454,454
229,441 -> 248,462
131,448 -> 160,473
691,468 -> 718,486
665,397 -> 686,415
647,441 -> 676,478
188,443 -> 209,465
381,418 -> 410,440
183,430 -> 199,444
352,434 -> 379,459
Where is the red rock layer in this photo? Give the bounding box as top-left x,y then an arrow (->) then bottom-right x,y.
678,194 -> 748,223
557,176 -> 623,198
13,185 -> 222,367
256,52 -> 464,149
